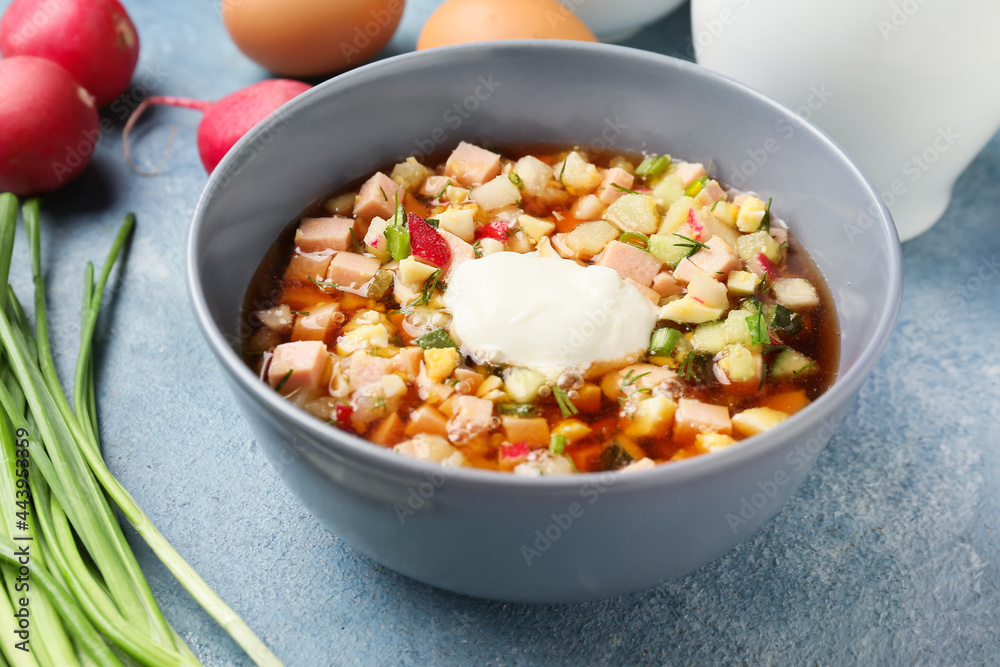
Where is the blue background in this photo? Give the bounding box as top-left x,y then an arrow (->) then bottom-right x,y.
2,0 -> 998,663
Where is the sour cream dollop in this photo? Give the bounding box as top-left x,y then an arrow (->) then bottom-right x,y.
442,252 -> 658,373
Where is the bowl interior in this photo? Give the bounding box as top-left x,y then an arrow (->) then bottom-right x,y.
189,41 -> 901,476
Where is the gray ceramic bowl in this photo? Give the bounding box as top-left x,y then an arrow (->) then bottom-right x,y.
187,41 -> 902,603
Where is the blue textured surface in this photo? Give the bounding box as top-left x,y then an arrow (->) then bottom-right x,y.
3,0 -> 999,664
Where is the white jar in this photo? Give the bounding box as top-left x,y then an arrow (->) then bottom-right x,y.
691,0 -> 1000,241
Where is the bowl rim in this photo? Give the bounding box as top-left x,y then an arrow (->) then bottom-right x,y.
186,40 -> 903,493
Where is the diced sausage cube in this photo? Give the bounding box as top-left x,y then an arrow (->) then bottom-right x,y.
347,350 -> 391,392
267,341 -> 328,391
694,179 -> 727,208
420,175 -> 452,198
673,398 -> 731,445
447,395 -> 495,443
625,278 -> 661,304
596,167 -> 635,204
673,162 -> 707,188
445,141 -> 501,187
325,252 -> 381,290
284,251 -> 334,282
390,346 -> 423,380
651,270 -> 683,296
292,302 -> 343,342
439,229 -> 476,283
685,236 -> 742,281
597,240 -> 663,286
295,217 -> 353,253
404,405 -> 450,438
353,172 -> 404,221
672,257 -> 712,285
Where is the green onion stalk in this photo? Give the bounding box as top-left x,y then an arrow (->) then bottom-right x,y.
0,193 -> 281,666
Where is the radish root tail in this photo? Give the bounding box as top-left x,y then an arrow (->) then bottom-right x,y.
123,96 -> 210,176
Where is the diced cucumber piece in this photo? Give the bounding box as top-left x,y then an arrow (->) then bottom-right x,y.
771,348 -> 816,380
691,320 -> 729,354
648,233 -> 694,268
651,173 -> 684,207
504,367 -> 547,403
723,309 -> 755,347
735,230 -> 782,263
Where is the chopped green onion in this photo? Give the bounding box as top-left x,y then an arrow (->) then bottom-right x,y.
635,154 -> 670,178
684,177 -> 707,197
414,328 -> 458,349
619,231 -> 648,249
498,403 -> 538,418
552,386 -> 578,417
385,225 -> 410,261
649,328 -> 680,356
549,433 -> 568,456
509,172 -> 524,189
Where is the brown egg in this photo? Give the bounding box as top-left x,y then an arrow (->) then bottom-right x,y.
417,0 -> 598,50
223,0 -> 406,77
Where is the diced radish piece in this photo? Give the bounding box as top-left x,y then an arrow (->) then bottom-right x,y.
501,441 -> 531,460
475,220 -> 509,241
408,212 -> 452,268
750,252 -> 779,280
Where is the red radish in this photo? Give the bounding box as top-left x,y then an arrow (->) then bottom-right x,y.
474,220 -> 508,241
0,56 -> 99,195
500,441 -> 530,460
123,79 -> 312,174
754,252 -> 779,280
0,0 -> 139,107
407,212 -> 451,268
